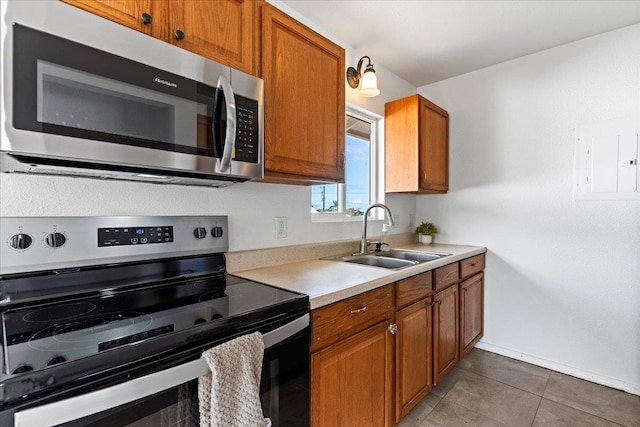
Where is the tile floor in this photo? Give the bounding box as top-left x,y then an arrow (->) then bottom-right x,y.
397,349 -> 640,427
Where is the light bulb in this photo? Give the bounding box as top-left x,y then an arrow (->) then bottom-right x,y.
359,68 -> 380,97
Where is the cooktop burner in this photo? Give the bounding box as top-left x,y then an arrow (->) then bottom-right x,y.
2,274 -> 301,375
22,302 -> 97,323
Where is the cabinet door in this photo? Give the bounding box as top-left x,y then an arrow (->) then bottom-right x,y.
61,0 -> 157,35
395,299 -> 432,423
433,284 -> 459,384
385,95 -> 420,193
385,94 -> 448,194
261,4 -> 345,183
167,0 -> 255,73
419,98 -> 448,192
460,272 -> 484,358
311,321 -> 393,427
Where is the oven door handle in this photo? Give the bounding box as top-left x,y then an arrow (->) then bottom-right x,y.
14,313 -> 310,427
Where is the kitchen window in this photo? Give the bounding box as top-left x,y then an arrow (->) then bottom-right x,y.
311,109 -> 381,221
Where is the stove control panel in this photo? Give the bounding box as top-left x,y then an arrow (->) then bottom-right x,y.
98,226 -> 174,247
0,216 -> 229,275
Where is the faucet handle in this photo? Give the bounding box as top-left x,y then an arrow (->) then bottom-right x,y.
373,242 -> 390,252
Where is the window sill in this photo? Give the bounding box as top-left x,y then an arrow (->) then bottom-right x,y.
311,214 -> 383,224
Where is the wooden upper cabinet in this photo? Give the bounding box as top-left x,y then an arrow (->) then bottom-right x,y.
61,0 -> 158,34
61,0 -> 256,74
261,3 -> 345,184
385,94 -> 449,193
167,0 -> 254,73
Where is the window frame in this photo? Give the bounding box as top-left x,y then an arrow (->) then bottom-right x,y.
311,106 -> 384,222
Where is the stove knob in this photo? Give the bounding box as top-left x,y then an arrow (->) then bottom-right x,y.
12,364 -> 33,374
194,317 -> 206,325
193,227 -> 207,239
45,232 -> 66,248
9,233 -> 33,250
47,356 -> 67,366
211,226 -> 224,238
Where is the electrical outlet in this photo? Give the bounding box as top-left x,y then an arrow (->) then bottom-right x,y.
408,214 -> 415,228
392,214 -> 400,227
275,217 -> 287,238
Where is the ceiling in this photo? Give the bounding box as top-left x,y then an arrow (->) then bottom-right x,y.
280,0 -> 640,87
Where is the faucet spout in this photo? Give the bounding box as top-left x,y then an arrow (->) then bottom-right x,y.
360,203 -> 395,254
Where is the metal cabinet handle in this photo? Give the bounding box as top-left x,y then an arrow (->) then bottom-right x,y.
174,29 -> 185,40
141,13 -> 152,24
432,300 -> 442,307
388,324 -> 397,335
350,306 -> 367,314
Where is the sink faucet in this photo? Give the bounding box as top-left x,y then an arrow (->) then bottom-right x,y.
360,203 -> 395,254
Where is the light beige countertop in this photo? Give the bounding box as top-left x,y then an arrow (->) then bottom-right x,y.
233,243 -> 486,309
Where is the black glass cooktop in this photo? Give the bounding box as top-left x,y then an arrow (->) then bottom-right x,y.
1,273 -> 305,376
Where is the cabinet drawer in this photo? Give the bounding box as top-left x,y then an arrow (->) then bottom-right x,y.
460,254 -> 485,279
434,263 -> 459,292
396,272 -> 432,308
312,285 -> 393,351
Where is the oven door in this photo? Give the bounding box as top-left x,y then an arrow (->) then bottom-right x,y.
9,314 -> 310,427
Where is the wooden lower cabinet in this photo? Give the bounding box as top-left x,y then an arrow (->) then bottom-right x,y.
433,284 -> 459,385
395,298 -> 432,422
460,272 -> 484,358
311,320 -> 394,427
311,254 -> 485,425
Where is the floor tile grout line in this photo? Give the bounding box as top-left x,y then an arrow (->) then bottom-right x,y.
530,395 -> 544,427
456,364 -> 547,398
435,369 -> 542,427
528,370 -> 552,427
447,352 -> 635,427
458,349 -> 558,396
541,395 -> 633,427
543,397 -> 630,427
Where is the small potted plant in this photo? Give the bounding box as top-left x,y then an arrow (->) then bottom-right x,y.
415,222 -> 438,244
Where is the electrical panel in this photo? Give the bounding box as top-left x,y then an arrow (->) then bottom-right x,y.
574,117 -> 639,201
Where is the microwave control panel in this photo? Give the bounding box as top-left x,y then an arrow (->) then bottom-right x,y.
233,96 -> 259,163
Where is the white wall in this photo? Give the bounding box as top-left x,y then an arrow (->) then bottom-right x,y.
0,1 -> 416,252
417,24 -> 640,394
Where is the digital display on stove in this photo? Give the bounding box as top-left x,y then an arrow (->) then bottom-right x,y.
98,226 -> 174,247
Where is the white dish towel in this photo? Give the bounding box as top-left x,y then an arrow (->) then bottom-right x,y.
198,332 -> 266,427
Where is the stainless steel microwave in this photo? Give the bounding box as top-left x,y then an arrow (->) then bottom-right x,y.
0,1 -> 263,187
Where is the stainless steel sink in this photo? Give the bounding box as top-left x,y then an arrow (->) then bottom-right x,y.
323,249 -> 450,270
377,250 -> 445,263
344,256 -> 416,269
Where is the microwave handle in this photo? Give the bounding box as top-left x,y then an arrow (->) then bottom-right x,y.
13,313 -> 310,427
216,75 -> 236,172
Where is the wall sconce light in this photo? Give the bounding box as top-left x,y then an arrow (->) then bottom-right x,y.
346,56 -> 380,97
